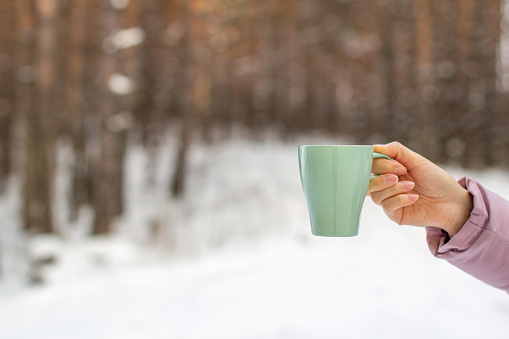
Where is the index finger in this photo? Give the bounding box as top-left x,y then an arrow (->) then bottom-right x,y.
372,157 -> 407,176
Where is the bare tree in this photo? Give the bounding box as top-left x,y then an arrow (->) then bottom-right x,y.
89,0 -> 122,235
0,0 -> 16,192
171,0 -> 212,197
21,0 -> 58,234
66,0 -> 90,220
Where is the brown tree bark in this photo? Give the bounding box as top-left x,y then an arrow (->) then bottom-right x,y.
0,0 -> 16,192
90,1 -> 122,235
411,0 -> 437,156
66,0 -> 90,220
134,0 -> 164,147
134,0 -> 170,190
171,0 -> 211,198
474,0 -> 500,167
20,0 -> 56,234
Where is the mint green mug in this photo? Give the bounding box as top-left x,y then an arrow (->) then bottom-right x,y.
298,145 -> 391,237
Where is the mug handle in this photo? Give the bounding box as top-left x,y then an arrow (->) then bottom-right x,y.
370,152 -> 393,181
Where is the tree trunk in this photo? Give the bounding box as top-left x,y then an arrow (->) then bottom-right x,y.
411,0 -> 437,157
0,0 -> 16,192
476,0 -> 500,167
66,0 -> 90,220
90,1 -> 121,235
171,0 -> 210,198
22,0 -> 58,234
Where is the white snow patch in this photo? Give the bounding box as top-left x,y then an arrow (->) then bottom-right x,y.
108,73 -> 135,95
110,27 -> 145,50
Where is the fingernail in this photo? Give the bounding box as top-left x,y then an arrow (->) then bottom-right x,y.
386,175 -> 398,185
408,194 -> 419,201
395,167 -> 407,175
401,181 -> 414,190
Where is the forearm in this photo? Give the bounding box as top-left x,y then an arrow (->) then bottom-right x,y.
426,177 -> 509,293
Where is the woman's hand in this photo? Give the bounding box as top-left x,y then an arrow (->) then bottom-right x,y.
368,142 -> 473,236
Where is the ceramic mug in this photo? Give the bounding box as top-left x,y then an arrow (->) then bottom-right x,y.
298,145 -> 391,237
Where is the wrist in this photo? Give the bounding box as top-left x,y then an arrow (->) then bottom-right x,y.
442,187 -> 473,236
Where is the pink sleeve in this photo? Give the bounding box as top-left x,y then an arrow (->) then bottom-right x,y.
426,177 -> 509,293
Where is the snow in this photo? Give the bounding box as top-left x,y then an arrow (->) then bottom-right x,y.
108,73 -> 136,95
1,136 -> 509,339
109,27 -> 146,50
110,0 -> 129,10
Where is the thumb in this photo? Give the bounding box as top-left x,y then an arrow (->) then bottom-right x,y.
374,142 -> 427,170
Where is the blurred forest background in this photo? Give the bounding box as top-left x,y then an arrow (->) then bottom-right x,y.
0,0 -> 508,241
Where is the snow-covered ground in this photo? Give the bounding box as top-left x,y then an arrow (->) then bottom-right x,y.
1,136 -> 509,339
